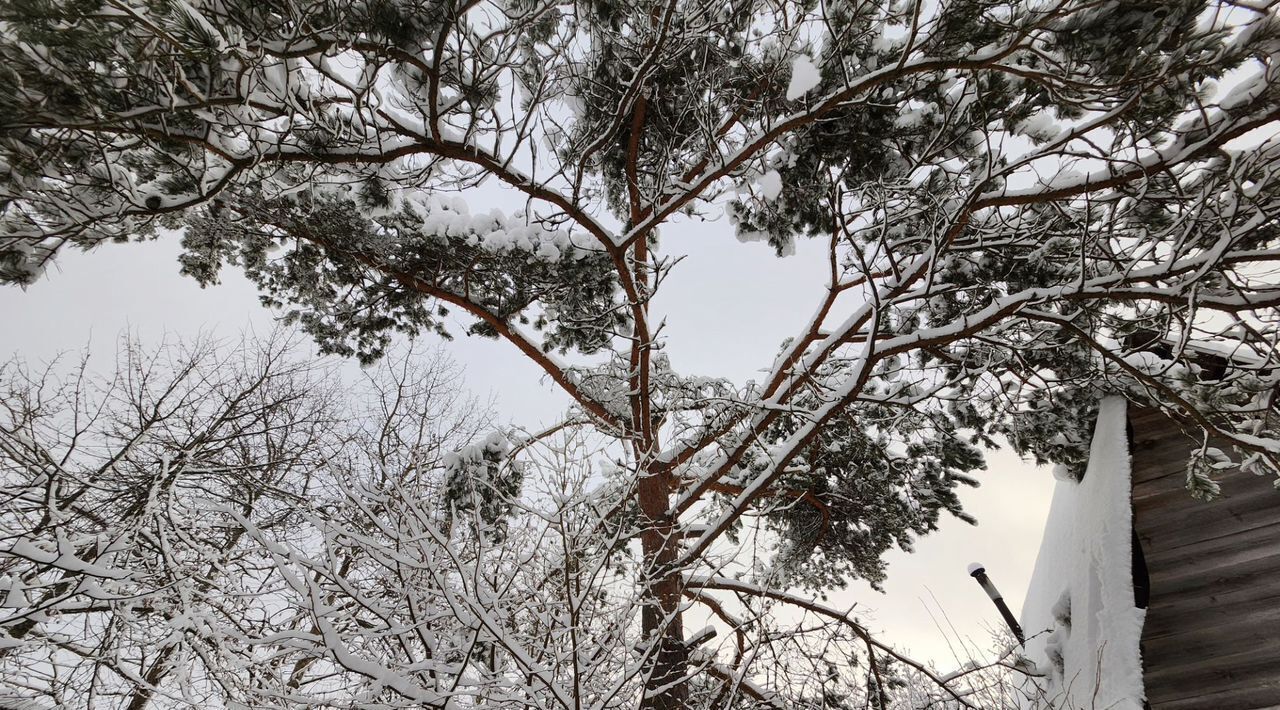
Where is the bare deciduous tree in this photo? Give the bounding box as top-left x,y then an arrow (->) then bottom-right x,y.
0,335 -> 492,707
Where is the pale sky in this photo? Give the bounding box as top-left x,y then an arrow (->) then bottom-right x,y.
0,217 -> 1054,670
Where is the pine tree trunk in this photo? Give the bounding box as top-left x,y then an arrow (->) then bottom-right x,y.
637,471 -> 688,710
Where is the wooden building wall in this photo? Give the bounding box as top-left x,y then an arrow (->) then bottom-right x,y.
1130,406 -> 1280,709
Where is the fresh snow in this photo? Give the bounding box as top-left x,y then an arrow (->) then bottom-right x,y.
1019,397 -> 1145,709
1016,111 -> 1064,143
786,56 -> 821,100
894,108 -> 926,128
757,170 -> 783,200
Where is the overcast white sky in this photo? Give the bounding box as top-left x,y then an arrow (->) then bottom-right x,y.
0,215 -> 1054,669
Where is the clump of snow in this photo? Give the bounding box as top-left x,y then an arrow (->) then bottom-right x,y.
1047,168 -> 1084,188
1016,111 -> 1064,143
873,26 -> 907,53
1218,64 -> 1268,111
400,192 -> 580,262
723,201 -> 796,256
894,108 -> 927,128
1050,590 -> 1072,628
757,170 -> 783,200
1,575 -> 28,609
786,56 -> 821,100
1122,351 -> 1168,374
442,431 -> 510,472
1018,397 -> 1146,709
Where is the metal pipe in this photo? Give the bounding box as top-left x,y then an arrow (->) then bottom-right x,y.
968,562 -> 1025,646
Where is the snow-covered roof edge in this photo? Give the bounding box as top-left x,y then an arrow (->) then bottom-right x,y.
1018,396 -> 1145,710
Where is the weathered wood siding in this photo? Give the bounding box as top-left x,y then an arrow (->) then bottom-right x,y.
1130,406 -> 1280,710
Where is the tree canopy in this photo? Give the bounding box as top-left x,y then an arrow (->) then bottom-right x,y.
2,0 -> 1280,707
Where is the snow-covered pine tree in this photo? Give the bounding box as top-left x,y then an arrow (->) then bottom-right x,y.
3,0 -> 1280,707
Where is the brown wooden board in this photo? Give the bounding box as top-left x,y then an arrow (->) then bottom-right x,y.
1141,592 -> 1280,641
1129,407 -> 1280,710
1150,683 -> 1280,710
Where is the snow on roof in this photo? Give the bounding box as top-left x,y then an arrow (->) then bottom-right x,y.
1019,396 -> 1146,710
